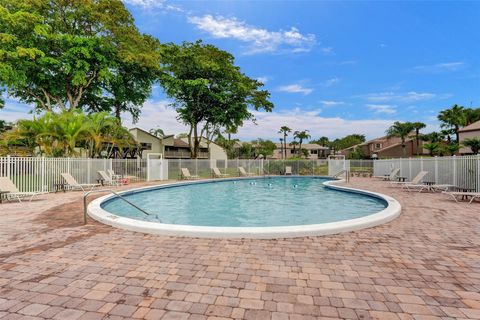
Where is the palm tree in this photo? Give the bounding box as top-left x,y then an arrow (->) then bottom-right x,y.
438,104 -> 467,143
318,136 -> 329,147
386,121 -> 415,157
294,130 -> 311,157
423,142 -> 440,156
289,140 -> 299,156
411,122 -> 426,156
278,126 -> 291,159
463,137 -> 480,154
149,128 -> 165,138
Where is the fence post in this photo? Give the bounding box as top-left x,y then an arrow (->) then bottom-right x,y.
6,155 -> 10,178
41,156 -> 46,192
453,155 -> 457,187
434,156 -> 438,184
87,158 -> 91,184
408,158 -> 412,180
477,155 -> 480,192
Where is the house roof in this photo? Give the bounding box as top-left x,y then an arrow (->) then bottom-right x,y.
173,139 -> 190,148
459,120 -> 480,133
129,127 -> 167,141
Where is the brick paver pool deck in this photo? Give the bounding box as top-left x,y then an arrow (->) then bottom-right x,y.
0,178 -> 479,320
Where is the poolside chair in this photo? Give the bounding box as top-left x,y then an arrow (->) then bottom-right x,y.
238,166 -> 255,177
98,170 -> 121,186
285,166 -> 292,175
0,177 -> 48,202
61,173 -> 100,192
212,167 -> 230,178
389,171 -> 428,188
107,169 -> 122,180
442,191 -> 480,204
404,182 -> 455,193
373,168 -> 400,181
181,168 -> 199,180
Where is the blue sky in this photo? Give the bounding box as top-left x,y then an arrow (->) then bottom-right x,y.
2,0 -> 479,141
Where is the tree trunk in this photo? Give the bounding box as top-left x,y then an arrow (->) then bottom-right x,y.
455,125 -> 460,143
115,104 -> 122,123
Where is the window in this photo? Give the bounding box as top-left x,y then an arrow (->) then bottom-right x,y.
140,143 -> 152,150
311,150 -> 318,154
290,149 -> 295,154
375,143 -> 382,149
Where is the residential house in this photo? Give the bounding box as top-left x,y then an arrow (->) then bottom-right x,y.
270,143 -> 330,160
459,120 -> 480,154
128,128 -> 227,160
339,134 -> 425,159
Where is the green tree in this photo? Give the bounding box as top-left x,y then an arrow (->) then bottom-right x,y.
149,128 -> 165,138
463,137 -> 480,155
438,105 -> 467,143
0,0 -> 159,119
3,110 -> 135,157
386,121 -> 415,157
294,130 -> 311,157
412,122 -> 426,156
278,126 -> 292,159
159,41 -> 273,158
311,136 -> 329,147
423,142 -> 440,156
252,139 -> 276,159
422,132 -> 444,143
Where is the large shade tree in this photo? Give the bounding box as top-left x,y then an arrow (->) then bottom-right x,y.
0,0 -> 160,119
159,41 -> 274,158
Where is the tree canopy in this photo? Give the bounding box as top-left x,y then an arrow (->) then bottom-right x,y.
0,0 -> 160,120
159,41 -> 274,158
386,121 -> 415,157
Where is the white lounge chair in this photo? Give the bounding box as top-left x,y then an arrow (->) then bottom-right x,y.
108,169 -> 122,180
285,166 -> 292,175
98,170 -> 121,186
404,183 -> 454,193
238,166 -> 255,176
0,177 -> 48,202
389,171 -> 428,188
443,191 -> 480,204
61,173 -> 99,191
373,168 -> 400,181
181,168 -> 199,180
212,167 -> 230,178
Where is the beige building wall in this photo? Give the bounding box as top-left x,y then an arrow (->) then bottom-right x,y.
459,131 -> 480,154
129,128 -> 163,158
180,138 -> 228,160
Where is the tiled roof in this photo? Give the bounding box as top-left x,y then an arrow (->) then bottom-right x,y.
459,120 -> 480,132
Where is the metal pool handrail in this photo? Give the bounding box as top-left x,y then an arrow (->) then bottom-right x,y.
332,169 -> 350,182
83,189 -> 152,225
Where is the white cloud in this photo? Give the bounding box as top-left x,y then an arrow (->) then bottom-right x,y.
123,100 -> 188,134
324,77 -> 340,87
187,15 -> 316,54
236,109 -> 395,140
321,47 -> 334,55
320,100 -> 345,107
367,104 -> 397,114
122,0 -> 184,11
411,61 -> 465,73
256,76 -> 269,84
363,91 -> 438,103
277,84 -> 313,95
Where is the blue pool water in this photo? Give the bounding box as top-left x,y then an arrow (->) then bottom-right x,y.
101,177 -> 387,227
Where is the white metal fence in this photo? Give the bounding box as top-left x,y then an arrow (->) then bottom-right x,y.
373,155 -> 480,192
0,156 -> 147,192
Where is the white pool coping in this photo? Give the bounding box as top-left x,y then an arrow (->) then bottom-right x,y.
87,176 -> 401,239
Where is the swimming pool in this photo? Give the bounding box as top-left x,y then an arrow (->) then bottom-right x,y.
88,176 -> 401,238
